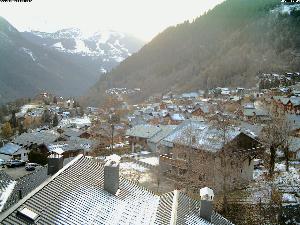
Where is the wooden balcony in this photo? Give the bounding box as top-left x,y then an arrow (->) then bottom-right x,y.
160,154 -> 188,169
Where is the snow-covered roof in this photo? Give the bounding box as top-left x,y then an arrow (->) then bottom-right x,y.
0,143 -> 22,155
200,187 -> 214,200
163,120 -> 242,152
170,113 -> 185,121
13,130 -> 59,146
0,155 -> 234,225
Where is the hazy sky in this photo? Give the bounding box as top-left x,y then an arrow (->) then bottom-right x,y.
0,0 -> 224,41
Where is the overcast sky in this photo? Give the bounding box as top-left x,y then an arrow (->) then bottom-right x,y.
0,0 -> 224,41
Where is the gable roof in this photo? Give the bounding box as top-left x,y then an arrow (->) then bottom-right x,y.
0,155 -> 234,225
13,130 -> 59,146
149,125 -> 177,144
163,120 -> 242,152
126,124 -> 161,139
0,143 -> 22,155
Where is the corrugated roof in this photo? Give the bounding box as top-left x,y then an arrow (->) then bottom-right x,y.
0,156 -> 234,225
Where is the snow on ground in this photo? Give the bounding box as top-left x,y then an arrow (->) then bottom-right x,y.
139,157 -> 159,166
73,39 -> 92,55
246,162 -> 300,205
59,116 -> 91,128
120,162 -> 149,173
0,181 -> 17,212
20,48 -> 36,62
52,42 -> 65,51
282,193 -> 297,203
20,104 -> 39,114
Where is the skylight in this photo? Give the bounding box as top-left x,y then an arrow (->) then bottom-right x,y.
18,207 -> 38,221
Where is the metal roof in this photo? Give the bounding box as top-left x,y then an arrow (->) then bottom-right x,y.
0,143 -> 22,155
163,120 -> 242,152
0,155 -> 234,225
149,125 -> 177,144
126,124 -> 162,139
13,131 -> 59,146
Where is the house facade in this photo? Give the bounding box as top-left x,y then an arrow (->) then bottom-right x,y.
159,120 -> 262,193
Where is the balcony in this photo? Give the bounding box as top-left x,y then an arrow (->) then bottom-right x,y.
160,154 -> 188,169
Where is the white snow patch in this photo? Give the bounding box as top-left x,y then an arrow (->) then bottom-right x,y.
59,116 -> 91,128
52,42 -> 65,50
120,162 -> 149,172
100,68 -> 107,74
139,157 -> 159,166
282,193 -> 297,203
20,47 -> 36,62
73,39 -> 92,54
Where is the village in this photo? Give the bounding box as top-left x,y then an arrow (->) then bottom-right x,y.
0,71 -> 299,224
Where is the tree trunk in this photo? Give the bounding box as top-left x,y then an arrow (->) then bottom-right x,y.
269,145 -> 276,177
284,146 -> 289,172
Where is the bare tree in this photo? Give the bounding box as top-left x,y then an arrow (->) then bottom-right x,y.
281,115 -> 292,172
262,111 -> 291,176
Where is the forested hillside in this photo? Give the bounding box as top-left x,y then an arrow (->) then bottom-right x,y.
84,0 -> 300,106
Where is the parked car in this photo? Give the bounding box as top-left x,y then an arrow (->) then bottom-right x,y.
6,159 -> 26,168
25,163 -> 39,171
0,159 -> 6,167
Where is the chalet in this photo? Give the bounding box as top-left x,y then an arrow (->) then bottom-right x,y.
288,137 -> 300,160
148,125 -> 177,152
126,124 -> 162,152
0,154 -> 234,225
12,130 -> 60,151
46,139 -> 96,158
60,128 -> 91,140
0,143 -> 28,161
191,104 -> 210,117
164,113 -> 186,125
243,107 -> 269,122
159,120 -> 262,193
287,114 -> 300,136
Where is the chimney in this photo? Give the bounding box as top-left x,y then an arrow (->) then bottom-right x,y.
104,154 -> 121,195
199,187 -> 214,222
47,153 -> 64,175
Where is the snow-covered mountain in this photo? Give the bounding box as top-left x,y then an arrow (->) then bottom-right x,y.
0,17 -> 144,104
22,28 -> 144,74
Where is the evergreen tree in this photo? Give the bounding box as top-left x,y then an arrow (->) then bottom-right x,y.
53,96 -> 58,104
10,110 -> 18,128
52,114 -> 59,127
18,123 -> 26,134
42,110 -> 51,125
1,122 -> 13,139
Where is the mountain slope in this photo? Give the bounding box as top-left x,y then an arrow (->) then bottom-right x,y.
85,0 -> 300,106
22,29 -> 144,74
0,18 -> 144,104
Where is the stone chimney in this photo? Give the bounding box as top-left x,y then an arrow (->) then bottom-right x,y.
104,154 -> 121,195
199,187 -> 214,222
47,153 -> 64,175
